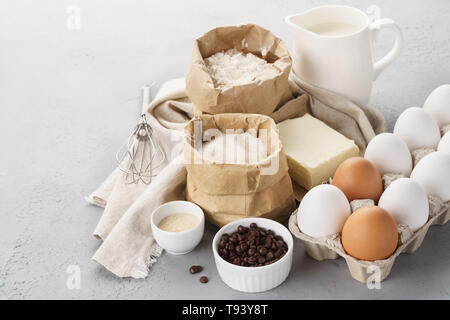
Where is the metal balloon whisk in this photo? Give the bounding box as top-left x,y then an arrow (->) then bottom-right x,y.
116,86 -> 166,184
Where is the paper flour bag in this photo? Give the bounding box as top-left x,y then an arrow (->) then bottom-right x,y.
184,113 -> 296,227
186,24 -> 292,115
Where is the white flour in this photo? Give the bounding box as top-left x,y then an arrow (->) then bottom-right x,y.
202,132 -> 268,164
204,48 -> 279,89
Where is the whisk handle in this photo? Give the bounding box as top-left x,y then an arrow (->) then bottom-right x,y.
142,83 -> 155,112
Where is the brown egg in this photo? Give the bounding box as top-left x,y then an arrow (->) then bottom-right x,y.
332,157 -> 383,202
342,206 -> 398,261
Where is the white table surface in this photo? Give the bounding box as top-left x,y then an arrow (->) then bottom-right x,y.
1,0 -> 449,299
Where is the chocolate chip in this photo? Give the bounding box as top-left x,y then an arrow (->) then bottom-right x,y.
237,225 -> 246,234
217,223 -> 288,268
274,249 -> 282,258
276,240 -> 284,248
189,265 -> 203,274
259,247 -> 268,256
200,276 -> 208,283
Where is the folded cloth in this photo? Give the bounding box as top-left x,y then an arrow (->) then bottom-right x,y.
288,73 -> 386,149
87,76 -> 385,278
88,79 -> 191,278
92,156 -> 186,278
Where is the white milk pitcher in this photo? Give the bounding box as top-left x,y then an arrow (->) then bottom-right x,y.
286,5 -> 403,104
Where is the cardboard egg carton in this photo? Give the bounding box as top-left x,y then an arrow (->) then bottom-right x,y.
288,201 -> 449,283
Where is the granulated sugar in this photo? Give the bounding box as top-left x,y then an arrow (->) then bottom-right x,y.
202,132 -> 268,164
204,49 -> 279,89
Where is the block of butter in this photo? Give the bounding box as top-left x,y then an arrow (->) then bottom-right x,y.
277,114 -> 359,190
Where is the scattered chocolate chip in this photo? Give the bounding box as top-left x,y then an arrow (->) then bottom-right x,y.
200,276 -> 208,283
189,265 -> 203,274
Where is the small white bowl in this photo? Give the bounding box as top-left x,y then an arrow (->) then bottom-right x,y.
212,217 -> 293,293
151,201 -> 205,255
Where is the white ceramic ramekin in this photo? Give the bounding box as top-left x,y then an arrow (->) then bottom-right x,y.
212,217 -> 293,293
151,201 -> 205,255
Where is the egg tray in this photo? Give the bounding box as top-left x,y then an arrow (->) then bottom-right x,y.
288,202 -> 450,283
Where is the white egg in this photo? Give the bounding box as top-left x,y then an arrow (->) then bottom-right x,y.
438,132 -> 450,155
393,107 -> 441,151
410,152 -> 450,202
423,84 -> 450,127
378,178 -> 429,232
297,184 -> 350,238
364,133 -> 412,176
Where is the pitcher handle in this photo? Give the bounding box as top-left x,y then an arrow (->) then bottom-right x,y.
369,18 -> 403,80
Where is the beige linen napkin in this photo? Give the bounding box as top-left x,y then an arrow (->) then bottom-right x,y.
88,76 -> 385,278
92,156 -> 186,278
88,78 -> 192,278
